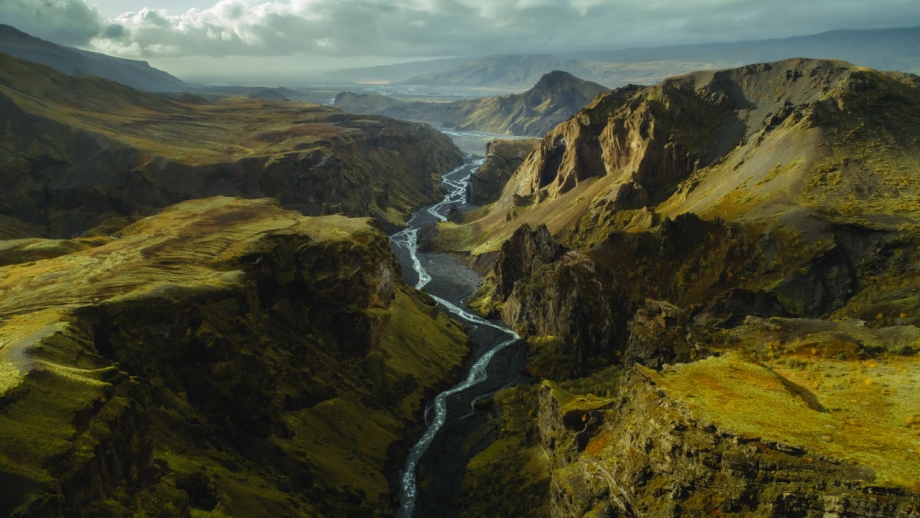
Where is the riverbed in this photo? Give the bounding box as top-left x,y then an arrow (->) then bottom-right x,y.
389,157 -> 529,517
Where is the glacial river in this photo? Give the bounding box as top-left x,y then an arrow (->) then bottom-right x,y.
389,157 -> 524,517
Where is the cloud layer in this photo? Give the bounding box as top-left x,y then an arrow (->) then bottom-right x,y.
4,0 -> 920,60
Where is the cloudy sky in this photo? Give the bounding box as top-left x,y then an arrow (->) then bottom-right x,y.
3,0 -> 918,79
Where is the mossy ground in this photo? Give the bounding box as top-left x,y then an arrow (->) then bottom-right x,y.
0,197 -> 471,516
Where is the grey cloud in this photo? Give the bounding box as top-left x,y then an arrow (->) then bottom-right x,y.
5,0 -> 920,60
0,0 -> 105,46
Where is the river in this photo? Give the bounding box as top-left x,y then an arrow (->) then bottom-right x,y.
389,157 -> 528,517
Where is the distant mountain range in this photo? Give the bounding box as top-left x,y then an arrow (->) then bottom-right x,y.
0,24 -> 293,99
335,70 -> 609,136
0,24 -> 188,93
317,26 -> 920,89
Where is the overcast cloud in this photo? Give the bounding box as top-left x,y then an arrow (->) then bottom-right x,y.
3,0 -> 919,65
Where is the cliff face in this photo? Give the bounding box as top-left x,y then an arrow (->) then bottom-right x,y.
335,71 -> 609,137
467,139 -> 539,205
540,338 -> 920,517
0,53 -> 462,238
448,59 -> 920,516
0,197 -> 470,517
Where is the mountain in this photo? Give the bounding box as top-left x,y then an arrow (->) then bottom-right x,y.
320,56 -> 474,84
335,70 -> 610,136
569,26 -> 920,83
0,52 -> 462,238
0,197 -> 470,517
398,54 -> 595,88
0,24 -> 188,93
318,26 -> 920,91
431,58 -> 920,515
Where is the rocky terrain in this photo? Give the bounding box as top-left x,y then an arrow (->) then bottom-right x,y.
466,139 -> 539,205
0,52 -> 462,239
334,71 -> 609,137
0,197 -> 471,517
433,58 -> 920,516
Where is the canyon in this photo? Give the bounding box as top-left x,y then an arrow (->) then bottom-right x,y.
2,41 -> 920,518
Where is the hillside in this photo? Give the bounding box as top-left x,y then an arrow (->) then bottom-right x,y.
0,52 -> 462,237
431,59 -> 920,515
335,70 -> 609,136
0,197 -> 470,516
0,24 -> 188,93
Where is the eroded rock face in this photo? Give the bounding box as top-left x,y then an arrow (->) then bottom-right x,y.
622,299 -> 697,370
0,197 -> 470,517
492,224 -> 567,301
0,54 -> 463,238
541,365 -> 920,518
502,252 -> 631,377
467,139 -> 539,206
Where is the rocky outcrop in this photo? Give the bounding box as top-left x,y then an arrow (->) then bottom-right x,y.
335,71 -> 609,137
490,224 -> 568,301
467,139 -> 539,205
442,59 -> 920,517
540,352 -> 920,517
622,299 -> 699,369
501,252 -> 631,378
0,53 -> 462,238
0,197 -> 470,517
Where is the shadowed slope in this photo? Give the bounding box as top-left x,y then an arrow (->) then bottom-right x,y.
0,197 -> 470,517
0,53 -> 462,237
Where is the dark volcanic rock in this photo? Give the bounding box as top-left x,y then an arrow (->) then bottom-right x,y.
493,224 -> 567,300
501,252 -> 632,377
468,139 -> 539,205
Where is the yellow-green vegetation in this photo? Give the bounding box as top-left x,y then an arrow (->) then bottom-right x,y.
0,197 -> 470,516
648,345 -> 920,490
442,59 -> 920,516
457,385 -> 550,518
0,53 -> 461,236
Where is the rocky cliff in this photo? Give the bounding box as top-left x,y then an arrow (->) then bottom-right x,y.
0,197 -> 470,517
0,53 -> 462,238
335,71 -> 609,137
467,139 -> 539,205
443,59 -> 920,516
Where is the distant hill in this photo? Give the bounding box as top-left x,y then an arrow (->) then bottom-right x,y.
335,70 -> 609,136
320,56 -> 474,84
319,26 -> 920,90
0,23 -> 188,93
398,54 -> 594,88
567,26 -> 920,86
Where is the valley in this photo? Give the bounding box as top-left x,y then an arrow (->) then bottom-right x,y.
2,13 -> 920,517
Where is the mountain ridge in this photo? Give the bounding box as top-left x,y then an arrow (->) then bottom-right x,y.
0,52 -> 462,237
0,24 -> 188,93
335,70 -> 609,136
434,58 -> 920,515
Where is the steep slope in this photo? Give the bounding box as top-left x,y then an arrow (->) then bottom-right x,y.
436,59 -> 920,515
0,24 -> 188,93
467,139 -> 540,205
0,53 -> 462,237
0,197 -> 470,517
335,70 -> 609,136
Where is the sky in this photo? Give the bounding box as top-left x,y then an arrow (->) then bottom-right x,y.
2,0 -> 919,79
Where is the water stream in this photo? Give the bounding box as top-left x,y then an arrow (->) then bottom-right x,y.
389,157 -> 521,518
